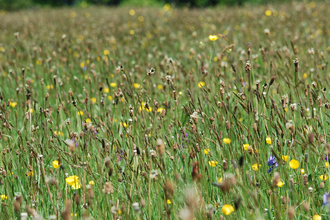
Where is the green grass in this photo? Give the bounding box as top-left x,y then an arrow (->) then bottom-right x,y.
0,2 -> 330,219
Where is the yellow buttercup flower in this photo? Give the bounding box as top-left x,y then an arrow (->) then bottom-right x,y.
252,164 -> 261,171
133,83 -> 140,89
300,168 -> 305,174
120,122 -> 128,128
86,118 -> 92,124
166,199 -> 172,204
266,137 -> 272,145
198,81 -> 205,88
28,171 -> 34,176
289,159 -> 299,169
110,82 -> 117,87
108,95 -> 113,100
78,111 -> 84,116
313,215 -> 322,220
90,97 -> 97,104
103,88 -> 109,93
208,35 -> 219,41
217,177 -> 223,183
89,180 -> 95,185
66,175 -> 81,189
118,209 -> 122,215
103,49 -> 109,56
10,102 -> 17,107
204,149 -> 210,155
52,160 -> 60,169
265,10 -> 272,16
0,195 -> 8,200
243,144 -> 249,150
320,175 -> 329,181
223,138 -> 231,144
277,181 -> 284,187
157,108 -> 164,113
157,84 -> 163,90
282,155 -> 289,162
325,162 -> 329,168
208,161 -> 218,167
222,204 -> 234,215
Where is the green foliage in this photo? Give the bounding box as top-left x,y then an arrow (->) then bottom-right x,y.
0,0 -> 32,10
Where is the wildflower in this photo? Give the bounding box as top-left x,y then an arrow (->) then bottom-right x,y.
282,155 -> 289,162
110,82 -> 117,87
223,138 -> 231,144
10,102 -> 17,107
198,82 -> 205,88
133,83 -> 140,89
0,195 -> 8,200
266,137 -> 272,144
208,161 -> 218,167
252,164 -> 261,171
312,215 -> 322,220
277,181 -> 284,187
267,155 -> 278,173
157,108 -> 164,113
89,180 -> 95,185
323,192 -> 330,205
166,199 -> 172,204
289,159 -> 299,169
86,118 -> 92,124
320,175 -> 329,181
66,175 -> 82,189
157,84 -> 163,90
217,177 -> 223,183
103,49 -> 109,56
52,160 -> 60,169
103,88 -> 109,93
108,95 -> 113,100
222,204 -> 234,215
118,210 -> 122,215
325,162 -> 329,168
243,144 -> 249,150
90,98 -> 96,103
204,149 -> 210,155
208,35 -> 218,41
265,10 -> 272,16
78,111 -> 84,116
28,171 -> 34,176
300,168 -> 305,174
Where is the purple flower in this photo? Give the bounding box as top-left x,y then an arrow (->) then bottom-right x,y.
267,155 -> 278,173
323,192 -> 330,205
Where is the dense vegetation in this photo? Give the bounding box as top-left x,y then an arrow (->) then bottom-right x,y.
0,1 -> 330,219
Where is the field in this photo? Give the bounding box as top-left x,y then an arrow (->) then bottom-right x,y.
0,1 -> 330,219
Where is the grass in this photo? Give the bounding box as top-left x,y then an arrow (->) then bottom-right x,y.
0,1 -> 329,219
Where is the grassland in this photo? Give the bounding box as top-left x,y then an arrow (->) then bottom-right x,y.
0,2 -> 330,219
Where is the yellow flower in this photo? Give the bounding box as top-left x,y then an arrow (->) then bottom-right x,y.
90,97 -> 97,104
265,10 -> 272,16
179,91 -> 182,95
223,138 -> 231,144
208,35 -> 219,41
118,209 -> 122,215
108,95 -> 113,100
320,175 -> 329,181
52,160 -> 60,169
110,82 -> 117,87
204,149 -> 210,155
313,215 -> 322,220
86,118 -> 92,124
277,181 -> 284,187
103,49 -> 109,56
103,88 -> 109,93
89,180 -> 95,185
300,168 -> 305,174
325,162 -> 329,168
10,102 -> 17,107
29,108 -> 34,113
71,213 -> 77,217
208,161 -> 218,167
66,175 -> 81,189
0,195 -> 8,200
289,159 -> 299,169
282,155 -> 289,162
222,204 -> 235,215
157,84 -> 163,90
166,199 -> 172,204
133,83 -> 140,89
157,108 -> 164,113
252,164 -> 261,171
198,81 -> 205,88
217,177 -> 223,183
78,111 -> 84,116
266,137 -> 272,144
28,171 -> 34,176
120,122 -> 128,128
243,144 -> 249,150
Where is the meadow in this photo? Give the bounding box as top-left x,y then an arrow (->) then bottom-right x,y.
0,1 -> 329,219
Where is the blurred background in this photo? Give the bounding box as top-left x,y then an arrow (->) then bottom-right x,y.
0,0 -> 323,10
